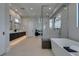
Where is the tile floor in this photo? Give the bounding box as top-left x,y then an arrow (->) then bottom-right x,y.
5,36 -> 54,56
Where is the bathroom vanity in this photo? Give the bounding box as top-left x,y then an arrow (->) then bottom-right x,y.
10,32 -> 26,41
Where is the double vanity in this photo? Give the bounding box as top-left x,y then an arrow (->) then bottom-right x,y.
10,32 -> 26,41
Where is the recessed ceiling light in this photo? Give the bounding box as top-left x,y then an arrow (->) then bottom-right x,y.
49,8 -> 51,10
30,8 -> 33,10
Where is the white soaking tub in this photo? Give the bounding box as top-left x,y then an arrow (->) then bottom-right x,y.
51,38 -> 79,56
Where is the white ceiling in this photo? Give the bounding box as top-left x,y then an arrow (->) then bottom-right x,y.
9,3 -> 62,18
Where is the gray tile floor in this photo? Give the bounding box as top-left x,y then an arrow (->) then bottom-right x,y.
5,36 -> 54,56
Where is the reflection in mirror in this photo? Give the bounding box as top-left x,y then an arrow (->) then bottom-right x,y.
49,19 -> 53,29
9,10 -> 22,32
54,14 -> 61,29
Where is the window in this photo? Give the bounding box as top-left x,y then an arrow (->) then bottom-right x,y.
76,3 -> 79,28
54,14 -> 61,29
49,19 -> 53,29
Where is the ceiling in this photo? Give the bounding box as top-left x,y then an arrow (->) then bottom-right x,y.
9,3 -> 62,18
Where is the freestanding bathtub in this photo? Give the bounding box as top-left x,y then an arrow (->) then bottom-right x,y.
51,38 -> 79,56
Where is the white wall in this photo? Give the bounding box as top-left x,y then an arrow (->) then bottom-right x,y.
48,19 -> 59,38
60,7 -> 69,38
0,4 -> 9,54
22,17 -> 39,37
4,4 -> 10,53
43,17 -> 50,39
68,3 -> 79,42
43,17 -> 59,39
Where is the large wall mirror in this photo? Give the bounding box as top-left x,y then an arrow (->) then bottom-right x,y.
14,18 -> 21,32
9,9 -> 22,33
